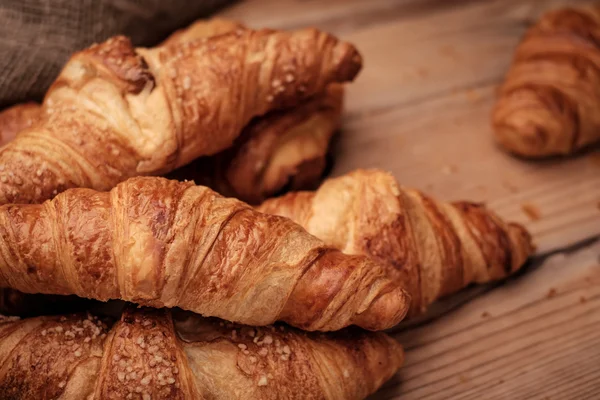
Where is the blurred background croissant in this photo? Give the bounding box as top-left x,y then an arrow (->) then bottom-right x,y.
0,0 -> 233,108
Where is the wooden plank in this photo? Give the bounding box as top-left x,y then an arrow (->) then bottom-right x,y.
374,239 -> 600,399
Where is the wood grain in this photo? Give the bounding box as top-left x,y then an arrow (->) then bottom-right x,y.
218,1 -> 600,398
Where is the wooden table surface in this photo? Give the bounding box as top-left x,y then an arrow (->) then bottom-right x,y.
221,0 -> 600,398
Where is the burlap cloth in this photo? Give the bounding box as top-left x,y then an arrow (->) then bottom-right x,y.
0,0 -> 233,108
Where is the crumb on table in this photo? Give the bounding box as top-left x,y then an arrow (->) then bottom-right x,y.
521,202 -> 541,221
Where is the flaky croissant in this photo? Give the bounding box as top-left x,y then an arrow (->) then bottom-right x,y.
0,24 -> 361,204
0,307 -> 403,399
493,5 -> 600,157
171,84 -> 343,204
161,18 -> 345,203
0,19 -> 345,204
258,169 -> 534,316
0,177 -> 409,331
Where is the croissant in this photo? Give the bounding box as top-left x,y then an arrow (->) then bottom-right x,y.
258,169 -> 534,316
0,176 -> 409,331
0,19 -> 344,204
162,17 -> 345,202
171,84 -> 343,203
0,307 -> 404,399
0,102 -> 40,146
0,24 -> 361,204
492,5 -> 600,157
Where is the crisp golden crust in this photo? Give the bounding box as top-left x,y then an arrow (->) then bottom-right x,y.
171,84 -> 344,203
175,310 -> 403,400
493,5 -> 600,157
0,19 -> 345,206
0,313 -> 111,399
0,24 -> 361,204
164,19 -> 344,203
258,169 -> 534,316
170,84 -> 343,204
0,103 -> 41,146
0,177 -> 408,331
95,310 -> 191,399
0,308 -> 404,399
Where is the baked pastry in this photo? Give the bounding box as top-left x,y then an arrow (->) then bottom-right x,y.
0,177 -> 409,331
0,18 -> 345,204
0,25 -> 361,204
171,84 -> 343,203
0,307 -> 404,399
493,4 -> 600,156
259,169 -> 534,316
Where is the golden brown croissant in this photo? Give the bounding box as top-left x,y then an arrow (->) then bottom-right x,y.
0,177 -> 409,331
258,169 -> 534,316
163,18 -> 344,203
0,102 -> 40,146
0,25 -> 361,204
0,18 -> 343,205
171,84 -> 343,204
0,18 -> 343,204
0,307 -> 404,399
493,5 -> 600,157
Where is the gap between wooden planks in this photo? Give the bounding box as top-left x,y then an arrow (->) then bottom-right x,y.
222,0 -> 600,256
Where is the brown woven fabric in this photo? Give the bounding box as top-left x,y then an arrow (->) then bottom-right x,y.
0,0 -> 233,108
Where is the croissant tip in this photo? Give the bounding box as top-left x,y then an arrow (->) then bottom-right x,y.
353,286 -> 411,331
333,42 -> 363,83
508,222 -> 536,257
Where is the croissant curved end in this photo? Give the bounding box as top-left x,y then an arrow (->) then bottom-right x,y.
332,41 -> 363,83
507,222 -> 536,273
352,286 -> 411,331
